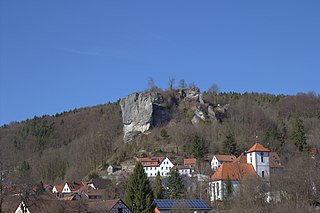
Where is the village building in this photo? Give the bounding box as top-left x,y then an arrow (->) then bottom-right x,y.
154,199 -> 211,213
61,181 -> 84,194
107,165 -> 122,175
211,155 -> 236,171
87,198 -> 132,212
171,165 -> 193,177
138,157 -> 174,177
85,178 -> 110,190
209,143 -> 280,201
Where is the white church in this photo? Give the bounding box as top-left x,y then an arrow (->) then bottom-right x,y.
209,142 -> 280,201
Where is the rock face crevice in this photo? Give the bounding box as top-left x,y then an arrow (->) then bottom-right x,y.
120,92 -> 170,142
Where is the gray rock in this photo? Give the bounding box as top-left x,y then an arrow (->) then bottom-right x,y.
120,92 -> 170,142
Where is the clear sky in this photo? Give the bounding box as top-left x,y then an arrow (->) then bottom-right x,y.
1,1 -> 320,125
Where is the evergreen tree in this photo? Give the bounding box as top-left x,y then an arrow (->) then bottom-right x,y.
165,170 -> 185,199
291,117 -> 307,152
221,132 -> 237,155
153,172 -> 163,199
192,135 -> 205,159
225,176 -> 233,199
124,162 -> 154,213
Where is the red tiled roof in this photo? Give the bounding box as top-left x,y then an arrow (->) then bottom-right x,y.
53,184 -> 64,193
215,155 -> 236,162
211,162 -> 257,181
246,143 -> 270,153
233,154 -> 247,163
138,157 -> 165,167
184,158 -> 197,165
66,182 -> 84,192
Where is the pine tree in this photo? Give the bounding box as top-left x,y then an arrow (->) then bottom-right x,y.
165,170 -> 185,199
291,117 -> 307,152
221,132 -> 237,155
124,162 -> 154,213
153,172 -> 163,199
192,135 -> 205,159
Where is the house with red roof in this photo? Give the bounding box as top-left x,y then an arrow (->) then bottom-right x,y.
184,158 -> 197,167
171,165 -> 193,177
138,156 -> 174,177
211,154 -> 236,171
61,181 -> 84,194
209,142 -> 279,201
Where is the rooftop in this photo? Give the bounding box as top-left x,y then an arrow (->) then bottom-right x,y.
154,199 -> 211,210
215,155 -> 236,162
246,143 -> 270,153
211,162 -> 257,181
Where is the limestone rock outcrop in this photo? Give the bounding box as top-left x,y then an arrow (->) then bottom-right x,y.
120,92 -> 170,142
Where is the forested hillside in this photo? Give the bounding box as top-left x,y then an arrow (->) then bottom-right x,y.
1,89 -> 320,185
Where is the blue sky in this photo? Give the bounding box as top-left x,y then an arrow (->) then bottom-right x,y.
1,1 -> 320,125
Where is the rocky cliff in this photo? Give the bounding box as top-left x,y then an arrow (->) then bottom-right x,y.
120,92 -> 170,142
120,89 -> 228,142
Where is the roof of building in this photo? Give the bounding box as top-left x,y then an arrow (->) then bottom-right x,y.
246,143 -> 270,153
211,162 -> 257,181
184,158 -> 197,165
10,199 -> 83,213
88,178 -> 111,189
214,155 -> 236,162
86,199 -> 130,212
53,184 -> 64,193
172,165 -> 192,170
154,199 -> 211,210
233,154 -> 247,163
65,181 -> 84,192
138,157 -> 165,167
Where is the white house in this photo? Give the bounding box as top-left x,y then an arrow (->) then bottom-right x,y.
211,154 -> 236,171
62,181 -> 84,194
172,165 -> 193,177
138,157 -> 174,177
209,143 -> 272,201
15,202 -> 30,213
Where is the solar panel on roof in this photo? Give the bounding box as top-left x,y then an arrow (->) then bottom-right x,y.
154,199 -> 210,209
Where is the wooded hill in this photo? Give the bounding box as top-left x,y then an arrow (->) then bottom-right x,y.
0,89 -> 320,184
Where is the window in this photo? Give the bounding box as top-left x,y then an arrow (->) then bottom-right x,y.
118,208 -> 123,213
262,171 -> 265,178
250,157 -> 252,163
261,152 -> 264,162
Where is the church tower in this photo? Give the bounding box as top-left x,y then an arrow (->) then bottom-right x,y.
246,142 -> 270,179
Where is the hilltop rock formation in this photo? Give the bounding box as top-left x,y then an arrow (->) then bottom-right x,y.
120,89 -> 228,142
120,92 -> 170,142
